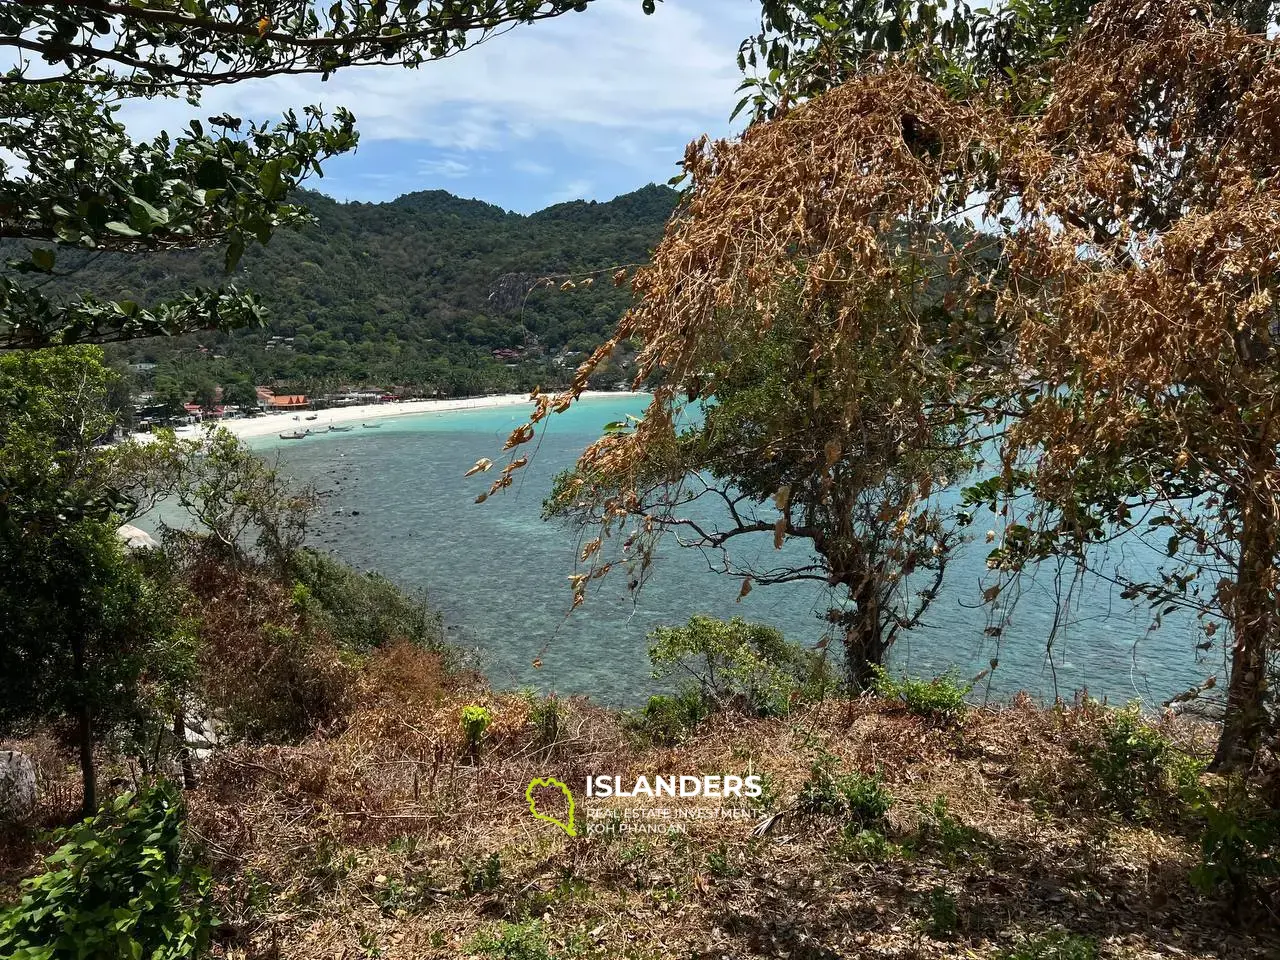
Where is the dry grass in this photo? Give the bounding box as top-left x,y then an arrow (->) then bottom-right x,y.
70,692 -> 1276,958
3,674 -> 1275,959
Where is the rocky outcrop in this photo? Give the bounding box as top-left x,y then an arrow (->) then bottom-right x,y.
0,749 -> 37,820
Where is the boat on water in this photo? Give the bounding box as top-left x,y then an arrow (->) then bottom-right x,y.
279,431 -> 308,440
304,414 -> 319,421
361,422 -> 382,429
328,424 -> 354,432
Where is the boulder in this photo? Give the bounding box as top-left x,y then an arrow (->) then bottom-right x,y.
0,750 -> 37,820
117,524 -> 159,551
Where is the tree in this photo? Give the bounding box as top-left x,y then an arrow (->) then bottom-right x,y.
0,346 -> 129,520
190,377 -> 218,413
497,0 -> 1280,768
735,0 -> 1096,124
1,1 -> 656,350
546,290 -> 977,688
979,1 -> 1280,769
0,520 -> 195,815
223,379 -> 262,412
152,376 -> 189,421
0,348 -> 195,814
119,428 -> 318,572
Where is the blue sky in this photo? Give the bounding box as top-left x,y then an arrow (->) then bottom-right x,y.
120,0 -> 759,214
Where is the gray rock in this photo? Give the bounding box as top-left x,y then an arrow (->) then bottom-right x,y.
0,750 -> 37,820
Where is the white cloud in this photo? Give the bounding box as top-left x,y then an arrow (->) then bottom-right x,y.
550,178 -> 594,203
117,0 -> 754,170
418,157 -> 471,178
512,159 -> 553,176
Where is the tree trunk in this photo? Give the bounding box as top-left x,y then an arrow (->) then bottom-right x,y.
843,570 -> 888,691
78,702 -> 96,816
1212,494 -> 1275,771
173,704 -> 196,789
71,629 -> 97,817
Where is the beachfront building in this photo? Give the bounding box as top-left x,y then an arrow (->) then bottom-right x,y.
265,393 -> 309,411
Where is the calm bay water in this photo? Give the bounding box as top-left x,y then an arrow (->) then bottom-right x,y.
245,396 -> 1222,707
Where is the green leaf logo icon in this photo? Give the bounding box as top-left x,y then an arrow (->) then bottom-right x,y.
526,777 -> 576,837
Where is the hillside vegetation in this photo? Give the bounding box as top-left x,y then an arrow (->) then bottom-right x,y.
36,185 -> 676,395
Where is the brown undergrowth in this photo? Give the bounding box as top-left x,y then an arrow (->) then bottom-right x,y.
161,695 -> 1280,957
3,647 -> 1275,959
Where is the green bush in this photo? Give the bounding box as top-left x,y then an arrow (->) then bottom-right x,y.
1190,777 -> 1279,903
914,796 -> 983,863
647,615 -> 831,718
923,886 -> 959,939
526,692 -> 564,748
0,781 -> 214,960
871,666 -> 970,719
1088,703 -> 1204,822
290,548 -> 449,658
798,754 -> 892,828
840,827 -> 899,862
626,689 -> 711,745
460,852 -> 502,895
460,705 -> 493,762
469,921 -> 555,960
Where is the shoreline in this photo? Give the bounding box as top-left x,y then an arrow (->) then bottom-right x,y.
154,390 -> 648,442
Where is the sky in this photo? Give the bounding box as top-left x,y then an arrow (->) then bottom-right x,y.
118,0 -> 760,214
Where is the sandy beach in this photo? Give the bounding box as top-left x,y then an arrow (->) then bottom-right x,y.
169,390 -> 646,442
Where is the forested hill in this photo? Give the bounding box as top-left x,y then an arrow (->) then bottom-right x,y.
71,184 -> 679,395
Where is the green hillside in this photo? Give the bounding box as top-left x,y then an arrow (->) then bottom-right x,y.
48,184 -> 678,397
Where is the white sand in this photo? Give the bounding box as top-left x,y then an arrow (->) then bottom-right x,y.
191,390 -> 646,441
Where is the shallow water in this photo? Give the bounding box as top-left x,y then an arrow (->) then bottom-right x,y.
241,396 -> 1222,707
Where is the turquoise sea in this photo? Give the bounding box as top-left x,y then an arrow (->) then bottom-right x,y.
245,395 -> 1223,707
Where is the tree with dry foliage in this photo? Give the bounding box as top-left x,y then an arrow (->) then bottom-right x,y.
987,1 -> 1280,769
486,0 -> 1280,769
544,268 -> 985,688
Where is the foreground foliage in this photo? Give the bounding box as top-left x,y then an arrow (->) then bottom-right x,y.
0,782 -> 212,960
1,1 -> 647,350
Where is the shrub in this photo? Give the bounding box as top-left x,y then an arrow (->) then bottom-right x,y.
459,852 -> 502,895
290,548 -> 449,659
840,827 -> 899,862
626,689 -> 711,745
526,692 -> 564,749
647,615 -> 831,718
924,886 -> 959,939
915,796 -> 983,863
705,843 -> 741,879
1087,703 -> 1204,822
182,555 -> 354,742
469,921 -> 553,960
871,666 -> 970,719
1190,776 -> 1279,904
461,705 -> 493,763
798,754 -> 892,828
0,781 -> 214,960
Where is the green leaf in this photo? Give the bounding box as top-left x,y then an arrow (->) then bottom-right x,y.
30,248 -> 55,272
127,196 -> 170,231
225,236 -> 246,273
104,222 -> 142,237
258,157 -> 284,199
